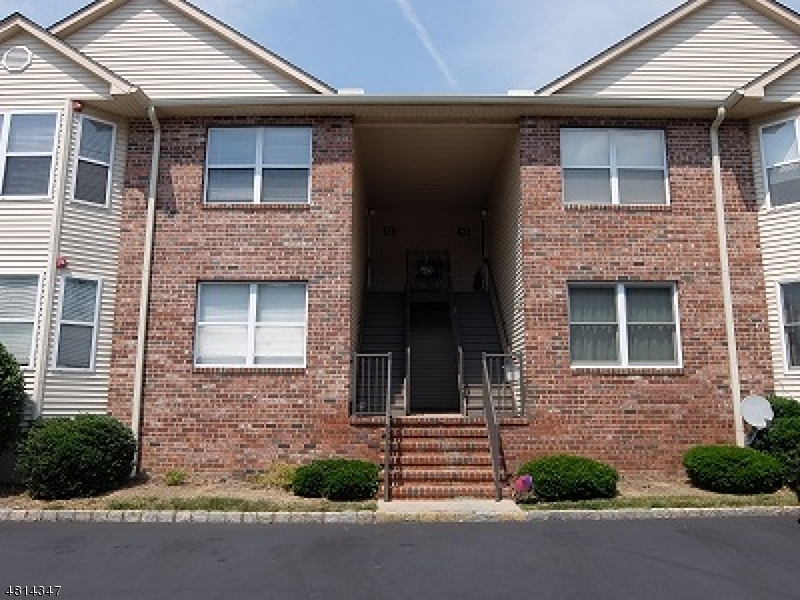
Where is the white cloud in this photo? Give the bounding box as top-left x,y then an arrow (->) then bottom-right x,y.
392,0 -> 457,88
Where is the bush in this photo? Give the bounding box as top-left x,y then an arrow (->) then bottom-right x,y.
0,342 -> 27,452
250,463 -> 297,491
516,454 -> 618,502
164,469 -> 189,486
293,458 -> 379,501
17,414 -> 136,500
752,415 -> 800,489
682,445 -> 784,495
766,395 -> 800,420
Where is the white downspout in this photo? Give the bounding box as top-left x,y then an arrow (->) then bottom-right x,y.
33,98 -> 75,416
710,104 -> 744,446
131,106 -> 161,467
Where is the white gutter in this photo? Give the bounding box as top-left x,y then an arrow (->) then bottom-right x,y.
33,98 -> 74,416
131,105 -> 161,463
709,98 -> 744,446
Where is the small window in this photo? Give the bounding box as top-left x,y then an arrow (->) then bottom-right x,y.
205,127 -> 311,204
195,282 -> 307,367
761,119 -> 800,208
55,277 -> 100,370
0,275 -> 40,366
561,128 -> 668,205
0,112 -> 58,198
569,283 -> 680,367
73,116 -> 115,206
780,282 -> 800,369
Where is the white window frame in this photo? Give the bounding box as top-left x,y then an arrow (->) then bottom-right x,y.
71,114 -> 116,208
777,280 -> 800,373
560,128 -> 670,206
759,116 -> 800,210
194,281 -> 308,368
52,275 -> 102,372
204,126 -> 312,205
0,110 -> 59,200
568,282 -> 682,369
0,271 -> 42,369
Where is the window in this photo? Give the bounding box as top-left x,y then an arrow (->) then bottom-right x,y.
561,128 -> 668,205
54,277 -> 100,370
760,118 -> 800,208
780,282 -> 800,369
73,116 -> 115,206
0,275 -> 39,366
0,112 -> 58,198
569,284 -> 680,367
195,282 -> 307,367
205,127 -> 311,204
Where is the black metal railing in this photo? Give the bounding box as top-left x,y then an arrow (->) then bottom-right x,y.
352,353 -> 393,416
481,356 -> 505,502
482,352 -> 525,416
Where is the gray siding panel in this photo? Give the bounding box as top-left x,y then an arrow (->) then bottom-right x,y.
65,0 -> 314,99
562,0 -> 800,99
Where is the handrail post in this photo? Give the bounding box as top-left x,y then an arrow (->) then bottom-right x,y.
384,352 -> 392,502
482,353 -> 504,502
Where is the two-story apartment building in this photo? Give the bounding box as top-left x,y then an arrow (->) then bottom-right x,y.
2,0 -> 800,497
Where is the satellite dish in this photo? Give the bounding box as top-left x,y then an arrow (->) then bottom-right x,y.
741,395 -> 773,429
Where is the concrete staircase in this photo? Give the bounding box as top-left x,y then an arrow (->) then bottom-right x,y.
384,417 -> 505,500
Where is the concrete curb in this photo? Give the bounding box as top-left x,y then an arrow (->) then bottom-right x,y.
0,506 -> 798,524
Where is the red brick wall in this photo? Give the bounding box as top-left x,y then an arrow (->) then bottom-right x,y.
109,116 -> 383,477
501,117 -> 772,476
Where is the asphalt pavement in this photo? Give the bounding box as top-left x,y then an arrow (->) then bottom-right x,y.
1,517 -> 798,599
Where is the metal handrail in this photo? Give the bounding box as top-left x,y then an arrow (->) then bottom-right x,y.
404,288 -> 412,416
352,353 -> 392,416
384,352 -> 393,502
448,290 -> 466,415
483,352 -> 525,416
483,260 -> 512,354
482,352 -> 504,502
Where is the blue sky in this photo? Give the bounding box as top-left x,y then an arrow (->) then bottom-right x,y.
6,0 -> 800,93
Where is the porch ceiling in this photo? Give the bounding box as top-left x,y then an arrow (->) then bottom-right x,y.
356,124 -> 516,209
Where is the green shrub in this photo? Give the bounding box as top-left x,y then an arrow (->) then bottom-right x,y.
250,463 -> 297,491
293,458 -> 379,501
516,454 -> 618,501
752,416 -> 800,489
682,445 -> 784,495
17,414 -> 136,500
164,469 -> 189,486
766,395 -> 800,420
0,342 -> 27,452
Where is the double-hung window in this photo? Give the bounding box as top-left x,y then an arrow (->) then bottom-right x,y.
760,118 -> 800,208
0,275 -> 40,366
73,116 -> 115,206
561,128 -> 668,205
569,283 -> 680,367
54,276 -> 101,370
195,282 -> 308,367
205,127 -> 311,204
0,112 -> 58,198
780,282 -> 800,369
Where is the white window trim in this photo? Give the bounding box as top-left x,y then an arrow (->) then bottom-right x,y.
0,271 -> 43,370
759,116 -> 800,211
204,126 -> 312,205
194,281 -> 308,369
775,280 -> 800,374
561,128 -> 670,206
0,110 -> 60,201
569,282 -> 682,369
70,114 -> 116,208
51,274 -> 102,372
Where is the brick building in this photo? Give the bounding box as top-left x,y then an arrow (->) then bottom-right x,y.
2,0 -> 800,497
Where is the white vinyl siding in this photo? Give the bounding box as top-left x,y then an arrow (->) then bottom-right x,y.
205,127 -> 311,204
561,129 -> 668,205
64,0 -> 318,99
569,283 -> 681,368
764,65 -> 800,102
72,115 -> 115,207
54,276 -> 101,371
195,282 -> 308,368
0,274 -> 40,367
0,112 -> 58,199
558,0 -> 800,99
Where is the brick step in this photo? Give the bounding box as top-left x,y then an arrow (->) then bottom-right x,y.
390,439 -> 491,453
388,453 -> 492,467
391,468 -> 495,483
390,427 -> 488,439
384,483 -> 501,500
